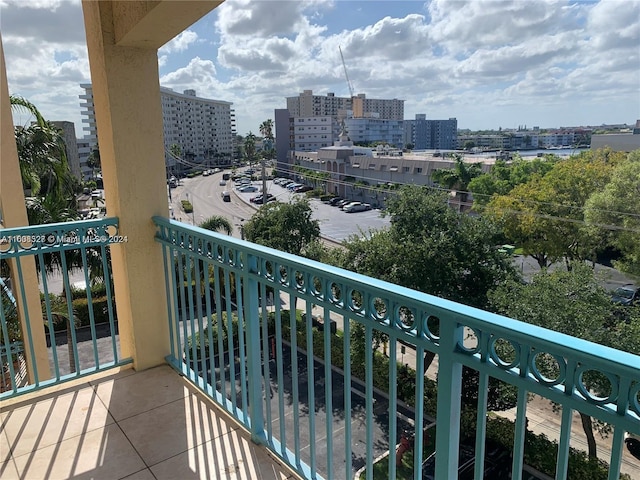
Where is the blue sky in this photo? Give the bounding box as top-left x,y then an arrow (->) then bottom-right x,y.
2,0 -> 639,138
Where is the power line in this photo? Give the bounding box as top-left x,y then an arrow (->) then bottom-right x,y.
272,159 -> 640,220
270,160 -> 640,234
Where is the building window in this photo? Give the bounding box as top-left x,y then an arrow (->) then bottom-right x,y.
415,167 -> 422,173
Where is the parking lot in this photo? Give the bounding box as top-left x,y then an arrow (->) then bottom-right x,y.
233,179 -> 391,243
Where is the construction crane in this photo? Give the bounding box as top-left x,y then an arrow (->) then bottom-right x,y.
339,46 -> 355,98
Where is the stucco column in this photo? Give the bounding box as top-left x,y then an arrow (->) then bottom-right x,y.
82,2 -> 170,370
82,1 -> 220,370
0,36 -> 51,382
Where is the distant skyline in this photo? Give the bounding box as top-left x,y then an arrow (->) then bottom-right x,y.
2,0 -> 639,138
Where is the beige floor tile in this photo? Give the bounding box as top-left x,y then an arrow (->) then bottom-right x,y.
119,390 -> 236,467
150,430 -> 292,480
1,427 -> 11,463
1,384 -> 114,458
12,423 -> 145,480
94,365 -> 188,421
0,459 -> 20,480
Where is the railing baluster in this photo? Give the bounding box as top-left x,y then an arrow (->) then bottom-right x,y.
343,314 -> 352,480
305,299 -> 316,476
289,289 -> 301,467
1,218 -> 129,400
246,252 -> 265,443
388,337 -> 397,480
274,281 -> 287,452
323,303 -> 334,480
150,217 -> 640,480
259,279 -> 272,442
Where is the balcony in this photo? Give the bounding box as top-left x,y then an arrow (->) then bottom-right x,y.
1,218 -> 639,480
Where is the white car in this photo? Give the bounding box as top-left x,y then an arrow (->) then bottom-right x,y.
219,180 -> 226,186
343,202 -> 371,213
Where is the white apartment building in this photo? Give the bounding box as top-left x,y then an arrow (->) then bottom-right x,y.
292,116 -> 341,152
344,117 -> 404,148
80,84 -> 235,172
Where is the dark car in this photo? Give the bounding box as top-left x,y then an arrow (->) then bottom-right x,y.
293,185 -> 313,193
422,440 -> 511,480
611,285 -> 639,306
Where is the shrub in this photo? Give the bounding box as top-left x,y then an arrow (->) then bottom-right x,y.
181,200 -> 193,213
72,296 -> 114,326
185,312 -> 240,360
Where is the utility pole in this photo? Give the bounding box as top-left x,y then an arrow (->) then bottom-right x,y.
262,156 -> 267,206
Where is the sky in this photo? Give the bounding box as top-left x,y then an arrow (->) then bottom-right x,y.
2,0 -> 639,139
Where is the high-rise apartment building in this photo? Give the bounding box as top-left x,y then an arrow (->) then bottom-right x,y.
404,114 -> 458,150
286,90 -> 404,121
278,90 -> 405,169
51,121 -> 81,179
80,84 -> 235,173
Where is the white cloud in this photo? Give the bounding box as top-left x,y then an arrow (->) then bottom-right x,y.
159,30 -> 199,54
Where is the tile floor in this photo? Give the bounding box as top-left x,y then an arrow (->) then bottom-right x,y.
0,365 -> 297,479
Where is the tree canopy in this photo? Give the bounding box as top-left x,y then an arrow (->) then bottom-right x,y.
584,150 -> 640,276
338,185 -> 516,309
242,198 -> 321,256
488,262 -> 640,458
484,149 -> 625,268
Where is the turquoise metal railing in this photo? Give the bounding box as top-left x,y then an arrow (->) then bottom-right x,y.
154,217 -> 640,480
0,218 -> 131,398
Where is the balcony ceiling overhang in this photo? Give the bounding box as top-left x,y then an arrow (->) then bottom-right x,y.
106,1 -> 223,49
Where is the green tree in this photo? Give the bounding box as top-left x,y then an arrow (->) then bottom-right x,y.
341,185 -> 516,309
87,144 -> 101,172
11,95 -> 76,201
338,186 -> 518,408
199,215 -> 233,235
259,119 -> 275,161
243,198 -> 321,256
430,153 -> 483,210
485,149 -> 624,269
243,132 -> 257,169
584,150 -> 640,276
463,140 -> 475,150
488,263 -> 640,459
468,156 -> 556,208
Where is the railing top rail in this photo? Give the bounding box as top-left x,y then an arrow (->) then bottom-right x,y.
0,217 -> 120,258
153,216 -> 640,377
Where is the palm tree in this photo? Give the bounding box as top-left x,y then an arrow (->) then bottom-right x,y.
244,132 -> 256,169
11,95 -> 75,201
199,216 -> 233,235
10,96 -> 85,373
431,154 -> 483,211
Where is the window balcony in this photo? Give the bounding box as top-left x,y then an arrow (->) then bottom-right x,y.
1,219 -> 639,480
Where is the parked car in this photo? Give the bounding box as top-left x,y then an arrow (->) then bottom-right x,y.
237,185 -> 258,192
336,199 -> 351,208
343,202 -> 371,213
327,197 -> 343,206
611,285 -> 639,306
250,193 -> 275,203
287,183 -> 303,191
626,432 -> 640,460
294,185 -> 313,193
